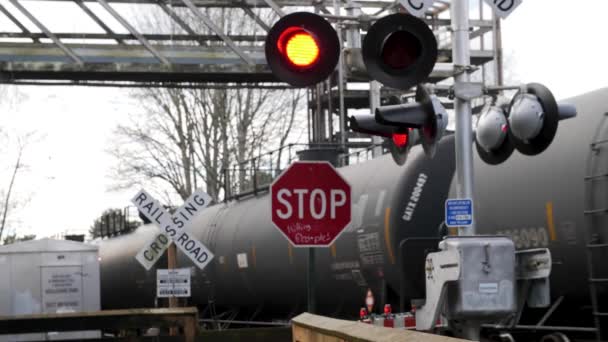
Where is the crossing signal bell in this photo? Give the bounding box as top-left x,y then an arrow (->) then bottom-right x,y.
265,12 -> 340,87
475,105 -> 515,165
475,83 -> 577,165
362,13 -> 438,90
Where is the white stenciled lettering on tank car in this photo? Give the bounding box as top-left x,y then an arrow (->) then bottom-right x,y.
402,173 -> 428,221
496,227 -> 550,249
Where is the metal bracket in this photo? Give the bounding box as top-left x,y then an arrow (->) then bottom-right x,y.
415,248 -> 460,330
453,64 -> 479,76
516,248 -> 552,308
453,82 -> 484,101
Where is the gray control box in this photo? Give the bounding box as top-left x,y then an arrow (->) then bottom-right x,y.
442,236 -> 516,320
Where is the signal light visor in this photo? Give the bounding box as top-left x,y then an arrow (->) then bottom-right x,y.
278,27 -> 320,68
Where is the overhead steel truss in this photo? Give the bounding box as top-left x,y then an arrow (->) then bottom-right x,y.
0,0 -> 497,86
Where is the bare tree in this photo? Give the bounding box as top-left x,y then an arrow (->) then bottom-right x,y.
110,7 -> 305,202
0,132 -> 34,242
111,85 -> 305,202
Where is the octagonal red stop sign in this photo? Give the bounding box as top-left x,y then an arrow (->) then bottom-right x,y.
271,161 -> 351,247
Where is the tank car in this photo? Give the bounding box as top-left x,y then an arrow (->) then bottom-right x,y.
98,87 -> 608,338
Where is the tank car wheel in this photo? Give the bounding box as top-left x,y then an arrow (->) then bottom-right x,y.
540,332 -> 570,342
498,332 -> 515,342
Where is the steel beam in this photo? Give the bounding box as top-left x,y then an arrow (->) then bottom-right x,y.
0,4 -> 39,43
18,0 -> 394,8
8,0 -> 83,64
181,0 -> 254,64
0,32 -> 267,42
157,0 -> 208,45
74,0 -> 124,44
95,0 -> 171,64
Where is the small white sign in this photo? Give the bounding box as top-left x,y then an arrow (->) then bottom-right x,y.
157,268 -> 191,298
41,266 -> 83,313
132,188 -> 214,270
237,253 -> 248,269
398,0 -> 435,17
483,0 -> 522,19
479,282 -> 499,294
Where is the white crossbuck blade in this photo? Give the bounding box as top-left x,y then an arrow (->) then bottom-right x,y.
483,0 -> 522,19
398,0 -> 435,17
131,189 -> 214,270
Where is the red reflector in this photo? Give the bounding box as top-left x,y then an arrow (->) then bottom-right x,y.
384,304 -> 392,315
359,307 -> 367,319
392,133 -> 409,148
277,27 -> 320,68
404,315 -> 416,327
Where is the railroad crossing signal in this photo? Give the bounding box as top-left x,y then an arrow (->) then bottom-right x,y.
348,12 -> 444,164
132,189 -> 214,270
265,12 -> 340,87
270,161 -> 351,247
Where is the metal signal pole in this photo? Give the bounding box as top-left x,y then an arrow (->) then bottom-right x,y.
451,0 -> 476,236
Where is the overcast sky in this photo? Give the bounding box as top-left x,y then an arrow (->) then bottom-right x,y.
0,0 -> 606,239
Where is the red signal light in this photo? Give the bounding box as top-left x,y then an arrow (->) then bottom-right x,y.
392,133 -> 409,148
277,28 -> 320,68
265,12 -> 340,87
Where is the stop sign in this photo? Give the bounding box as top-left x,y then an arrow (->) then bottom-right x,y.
271,161 -> 351,247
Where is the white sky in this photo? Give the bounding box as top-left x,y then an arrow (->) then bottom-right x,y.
1,0 -> 607,239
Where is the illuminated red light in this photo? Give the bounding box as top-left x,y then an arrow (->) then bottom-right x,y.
277,27 -> 320,68
392,133 -> 409,148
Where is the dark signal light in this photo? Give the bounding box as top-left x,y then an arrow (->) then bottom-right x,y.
381,31 -> 422,70
362,13 -> 438,90
265,12 -> 340,87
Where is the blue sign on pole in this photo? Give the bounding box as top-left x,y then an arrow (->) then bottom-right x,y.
445,199 -> 473,227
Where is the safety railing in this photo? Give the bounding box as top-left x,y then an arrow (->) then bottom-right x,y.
221,142 -> 388,201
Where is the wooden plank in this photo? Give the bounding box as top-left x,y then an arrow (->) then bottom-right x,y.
292,313 -> 470,342
0,307 -> 199,341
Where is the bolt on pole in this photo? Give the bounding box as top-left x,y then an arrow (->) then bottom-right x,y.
451,0 -> 476,236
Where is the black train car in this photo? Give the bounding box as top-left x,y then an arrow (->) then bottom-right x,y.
99,88 -> 608,339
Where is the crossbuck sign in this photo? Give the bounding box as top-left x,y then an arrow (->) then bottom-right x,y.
132,189 -> 214,270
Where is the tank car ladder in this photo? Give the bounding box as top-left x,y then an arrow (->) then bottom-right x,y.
583,112 -> 608,341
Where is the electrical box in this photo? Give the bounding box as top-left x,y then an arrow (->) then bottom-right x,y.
443,236 -> 516,320
0,238 -> 100,341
